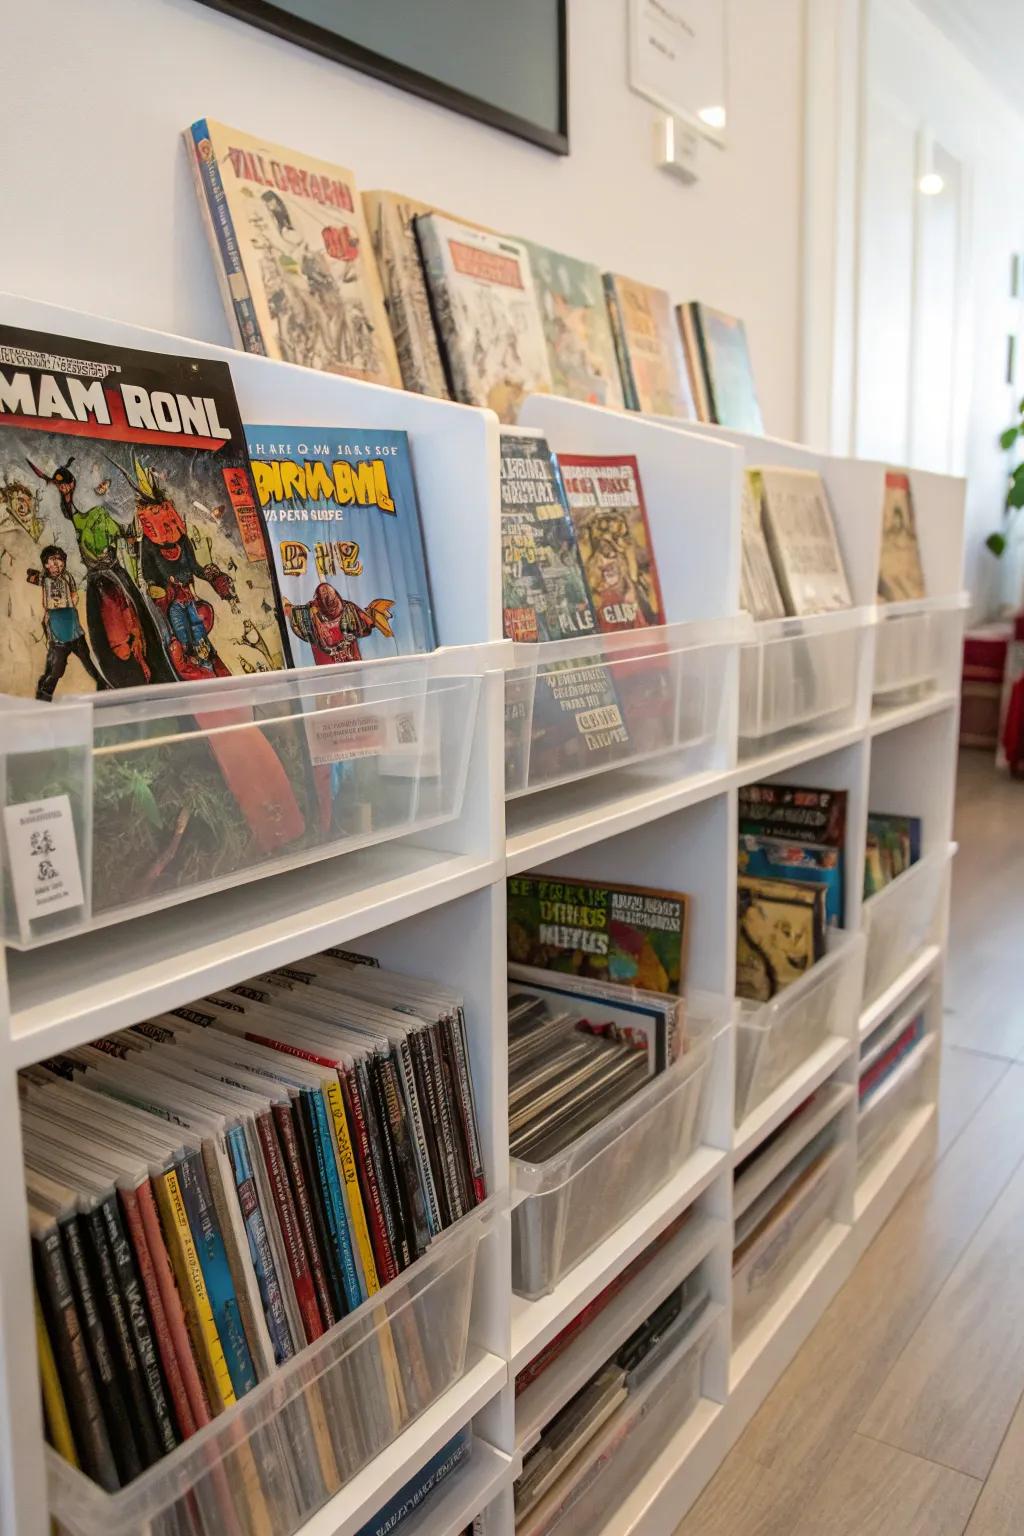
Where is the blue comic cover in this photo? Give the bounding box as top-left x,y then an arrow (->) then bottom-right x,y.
245,426 -> 436,666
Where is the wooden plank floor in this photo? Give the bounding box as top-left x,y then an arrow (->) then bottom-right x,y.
675,749 -> 1024,1536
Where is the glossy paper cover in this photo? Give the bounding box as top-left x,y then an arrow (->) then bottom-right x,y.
0,323 -> 286,700
188,119 -> 401,387
603,274 -> 695,418
557,454 -> 666,631
523,241 -> 625,409
245,426 -> 436,665
499,428 -> 597,643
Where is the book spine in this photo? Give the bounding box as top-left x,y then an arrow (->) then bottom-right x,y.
427,1024 -> 467,1222
34,1285 -> 78,1466
136,1178 -> 212,1429
324,1076 -> 378,1297
444,1009 -> 487,1206
379,1050 -> 430,1259
187,120 -> 266,355
226,1124 -> 295,1364
603,277 -> 639,411
101,1191 -> 179,1456
409,1029 -> 452,1229
255,1111 -> 323,1344
413,215 -> 464,401
311,1087 -> 363,1310
294,1091 -> 346,1321
273,1102 -> 336,1330
177,1152 -> 257,1400
59,1211 -> 142,1481
367,1056 -> 414,1270
154,1167 -> 236,1413
83,1203 -> 163,1466
396,1034 -> 442,1238
34,1225 -> 120,1491
118,1185 -> 196,1444
345,1066 -> 398,1285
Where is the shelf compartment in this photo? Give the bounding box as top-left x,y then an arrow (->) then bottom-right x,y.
858,1034 -> 936,1174
872,593 -> 967,707
735,929 -> 865,1126
515,1303 -> 721,1536
47,1201 -> 496,1536
738,607 -> 872,754
1,651 -> 484,948
511,1012 -> 726,1300
861,844 -> 952,1008
734,1081 -> 853,1220
732,1143 -> 846,1346
504,620 -> 736,799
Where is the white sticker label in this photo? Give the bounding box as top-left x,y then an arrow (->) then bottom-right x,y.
3,794 -> 85,938
303,703 -> 422,768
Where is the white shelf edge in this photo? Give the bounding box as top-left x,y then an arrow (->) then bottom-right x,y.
293,1350 -> 507,1536
858,944 -> 943,1042
732,721 -> 867,787
854,1100 -> 936,1229
7,848 -> 501,1064
734,1083 -> 854,1219
733,1036 -> 854,1163
505,766 -> 732,875
509,1144 -> 727,1374
362,1437 -> 516,1536
868,689 -> 958,736
729,1221 -> 851,1392
597,1398 -> 724,1536
514,1214 -> 723,1450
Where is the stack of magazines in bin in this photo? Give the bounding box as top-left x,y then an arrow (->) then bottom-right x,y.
514,1270 -> 711,1535
22,949 -> 486,1523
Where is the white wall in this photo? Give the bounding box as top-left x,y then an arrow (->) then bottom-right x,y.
0,0 -> 805,439
854,0 -> 1024,615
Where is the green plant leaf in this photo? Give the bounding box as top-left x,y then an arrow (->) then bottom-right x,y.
987,531 -> 1008,556
1000,426 -> 1021,450
132,779 -> 164,829
1008,477 -> 1024,509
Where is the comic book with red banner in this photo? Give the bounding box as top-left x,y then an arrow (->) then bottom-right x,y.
0,323 -> 288,701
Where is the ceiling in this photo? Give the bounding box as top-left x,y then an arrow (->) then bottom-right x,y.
913,0 -> 1024,112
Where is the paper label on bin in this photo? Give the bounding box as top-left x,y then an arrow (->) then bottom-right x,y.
3,794 -> 85,938
303,700 -> 419,766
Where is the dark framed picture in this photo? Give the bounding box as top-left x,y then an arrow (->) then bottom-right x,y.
196,0 -> 569,155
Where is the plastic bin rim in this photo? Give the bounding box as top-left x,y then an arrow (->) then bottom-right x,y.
510,1018 -> 726,1193
736,926 -> 866,1028
875,591 -> 970,621
859,1031 -> 935,1125
861,841 -> 956,919
505,614 -> 745,670
44,1193 -> 500,1520
742,604 -> 876,644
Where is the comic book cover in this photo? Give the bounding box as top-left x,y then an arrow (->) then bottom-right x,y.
245,426 -> 436,666
0,323 -> 287,700
187,119 -> 401,388
740,470 -> 786,620
736,874 -> 826,1002
757,466 -> 853,616
507,873 -> 689,996
681,303 -> 764,434
738,783 -> 847,927
863,811 -> 922,895
499,429 -> 597,644
362,191 -> 452,400
522,241 -> 625,409
878,470 -> 927,602
603,274 -> 695,418
415,214 -> 552,423
556,455 -> 665,632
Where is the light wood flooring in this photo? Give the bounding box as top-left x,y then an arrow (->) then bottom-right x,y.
674,749 -> 1024,1536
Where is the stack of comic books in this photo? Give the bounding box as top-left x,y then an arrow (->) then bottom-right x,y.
25,950 -> 485,1523
863,812 -> 921,896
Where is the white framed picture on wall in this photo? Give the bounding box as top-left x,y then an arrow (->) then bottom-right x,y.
627,0 -> 728,144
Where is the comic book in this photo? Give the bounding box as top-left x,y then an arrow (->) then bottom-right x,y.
187,119 -> 401,388
245,426 -> 435,666
738,783 -> 847,928
602,274 -> 695,418
499,429 -> 597,644
736,874 -> 826,1002
756,466 -> 853,616
507,873 -> 689,996
878,470 -> 927,602
522,241 -> 625,409
740,470 -> 786,620
415,214 -> 552,422
362,191 -> 452,400
678,303 -> 763,434
0,323 -> 287,700
863,811 -> 922,896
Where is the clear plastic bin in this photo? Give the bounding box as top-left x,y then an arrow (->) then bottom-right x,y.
858,1035 -> 935,1171
872,594 -> 967,706
515,1303 -> 720,1536
504,619 -> 736,797
739,607 -> 872,751
733,1145 -> 844,1343
511,1011 -> 725,1299
735,930 -> 865,1125
0,653 -> 482,946
48,1201 -> 495,1536
861,845 -> 951,1006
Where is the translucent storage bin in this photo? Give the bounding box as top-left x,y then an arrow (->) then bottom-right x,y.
511,1011 -> 725,1299
739,607 -> 872,751
861,844 -> 952,1006
733,1144 -> 845,1344
735,930 -> 865,1125
873,594 -> 967,706
515,1303 -> 720,1536
48,1201 -> 494,1536
504,619 -> 736,797
0,653 -> 482,946
859,1034 -> 935,1171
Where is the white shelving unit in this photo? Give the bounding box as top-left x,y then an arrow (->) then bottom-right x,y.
0,298 -> 966,1536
